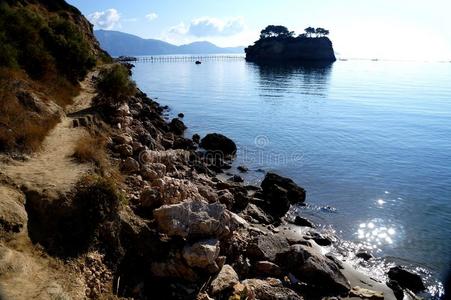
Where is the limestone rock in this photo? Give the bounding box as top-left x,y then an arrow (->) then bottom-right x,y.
153,200 -> 231,239
210,264 -> 239,295
241,278 -> 302,300
183,239 -> 220,270
350,286 -> 384,300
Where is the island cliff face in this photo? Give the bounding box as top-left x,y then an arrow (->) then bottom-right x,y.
245,36 -> 336,63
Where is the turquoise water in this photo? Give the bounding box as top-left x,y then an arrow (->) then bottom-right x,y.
132,58 -> 451,289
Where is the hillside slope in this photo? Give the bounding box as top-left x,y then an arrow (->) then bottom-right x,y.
0,0 -> 107,153
95,29 -> 244,56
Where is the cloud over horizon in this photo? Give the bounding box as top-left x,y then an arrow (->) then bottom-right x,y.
88,8 -> 120,30
168,16 -> 245,37
145,12 -> 158,21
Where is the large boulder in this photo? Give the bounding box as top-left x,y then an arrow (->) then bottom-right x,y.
276,244 -> 350,294
210,264 -> 240,295
260,173 -> 306,218
169,118 -> 187,135
387,266 -> 425,292
241,278 -> 302,300
247,233 -> 290,262
153,200 -> 231,239
200,133 -> 237,156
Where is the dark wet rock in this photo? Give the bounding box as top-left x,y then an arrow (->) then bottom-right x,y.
387,266 -> 425,292
387,280 -> 404,300
192,134 -> 201,144
210,264 -> 239,296
153,200 -> 231,239
356,250 -> 373,261
169,118 -> 187,135
241,278 -> 302,300
261,173 -> 306,204
178,113 -> 184,118
259,173 -> 306,219
293,216 -> 315,228
228,175 -> 244,183
237,165 -> 248,173
247,233 -> 290,262
200,133 -> 237,156
276,244 -> 351,294
173,137 -> 196,150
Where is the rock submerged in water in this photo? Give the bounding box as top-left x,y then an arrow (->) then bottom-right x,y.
260,172 -> 306,219
200,133 -> 237,156
387,266 -> 425,293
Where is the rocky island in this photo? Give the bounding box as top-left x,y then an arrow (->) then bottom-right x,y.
245,25 -> 336,63
0,1 -> 429,299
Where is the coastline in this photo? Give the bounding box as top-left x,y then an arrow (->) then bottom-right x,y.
109,63 -> 426,299
0,62 -> 432,299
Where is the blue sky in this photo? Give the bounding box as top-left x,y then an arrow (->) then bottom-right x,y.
67,0 -> 451,60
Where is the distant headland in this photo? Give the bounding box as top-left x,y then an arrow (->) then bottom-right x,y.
245,25 -> 336,63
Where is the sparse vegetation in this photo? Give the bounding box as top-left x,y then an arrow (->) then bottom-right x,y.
0,2 -> 96,82
73,132 -> 123,182
94,64 -> 137,108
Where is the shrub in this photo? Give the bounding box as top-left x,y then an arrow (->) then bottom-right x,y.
73,132 -> 123,182
73,134 -> 107,167
95,64 -> 136,107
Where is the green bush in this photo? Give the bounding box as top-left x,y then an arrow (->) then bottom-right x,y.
95,64 -> 136,107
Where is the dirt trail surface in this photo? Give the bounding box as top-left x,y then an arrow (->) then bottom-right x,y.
0,70 -> 100,300
0,71 -> 98,193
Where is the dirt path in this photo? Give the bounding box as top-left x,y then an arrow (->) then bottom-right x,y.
0,70 -> 98,193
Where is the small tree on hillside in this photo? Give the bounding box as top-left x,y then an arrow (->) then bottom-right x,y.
260,25 -> 294,39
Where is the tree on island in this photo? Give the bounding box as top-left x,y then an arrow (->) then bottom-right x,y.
315,27 -> 330,37
260,25 -> 294,39
304,27 -> 316,38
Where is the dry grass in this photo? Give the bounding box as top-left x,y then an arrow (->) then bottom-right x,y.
0,70 -> 60,153
73,133 -> 122,182
0,67 -> 80,153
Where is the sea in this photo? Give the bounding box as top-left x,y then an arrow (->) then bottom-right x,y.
132,56 -> 451,298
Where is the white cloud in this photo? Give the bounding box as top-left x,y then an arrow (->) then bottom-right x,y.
88,9 -> 120,30
145,12 -> 158,22
166,16 -> 245,39
188,17 -> 245,37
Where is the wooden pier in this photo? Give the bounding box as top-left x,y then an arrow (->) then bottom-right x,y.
134,55 -> 245,63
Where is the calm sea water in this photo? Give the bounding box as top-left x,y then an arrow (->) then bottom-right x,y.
132,57 -> 451,291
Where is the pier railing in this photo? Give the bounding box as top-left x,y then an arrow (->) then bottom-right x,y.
134,55 -> 245,63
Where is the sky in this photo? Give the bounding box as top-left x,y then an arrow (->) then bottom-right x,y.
67,0 -> 451,61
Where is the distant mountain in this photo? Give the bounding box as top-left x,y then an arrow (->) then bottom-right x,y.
94,30 -> 244,56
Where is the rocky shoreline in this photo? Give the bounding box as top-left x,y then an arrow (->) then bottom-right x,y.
0,62 -> 429,299
86,63 -> 425,299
